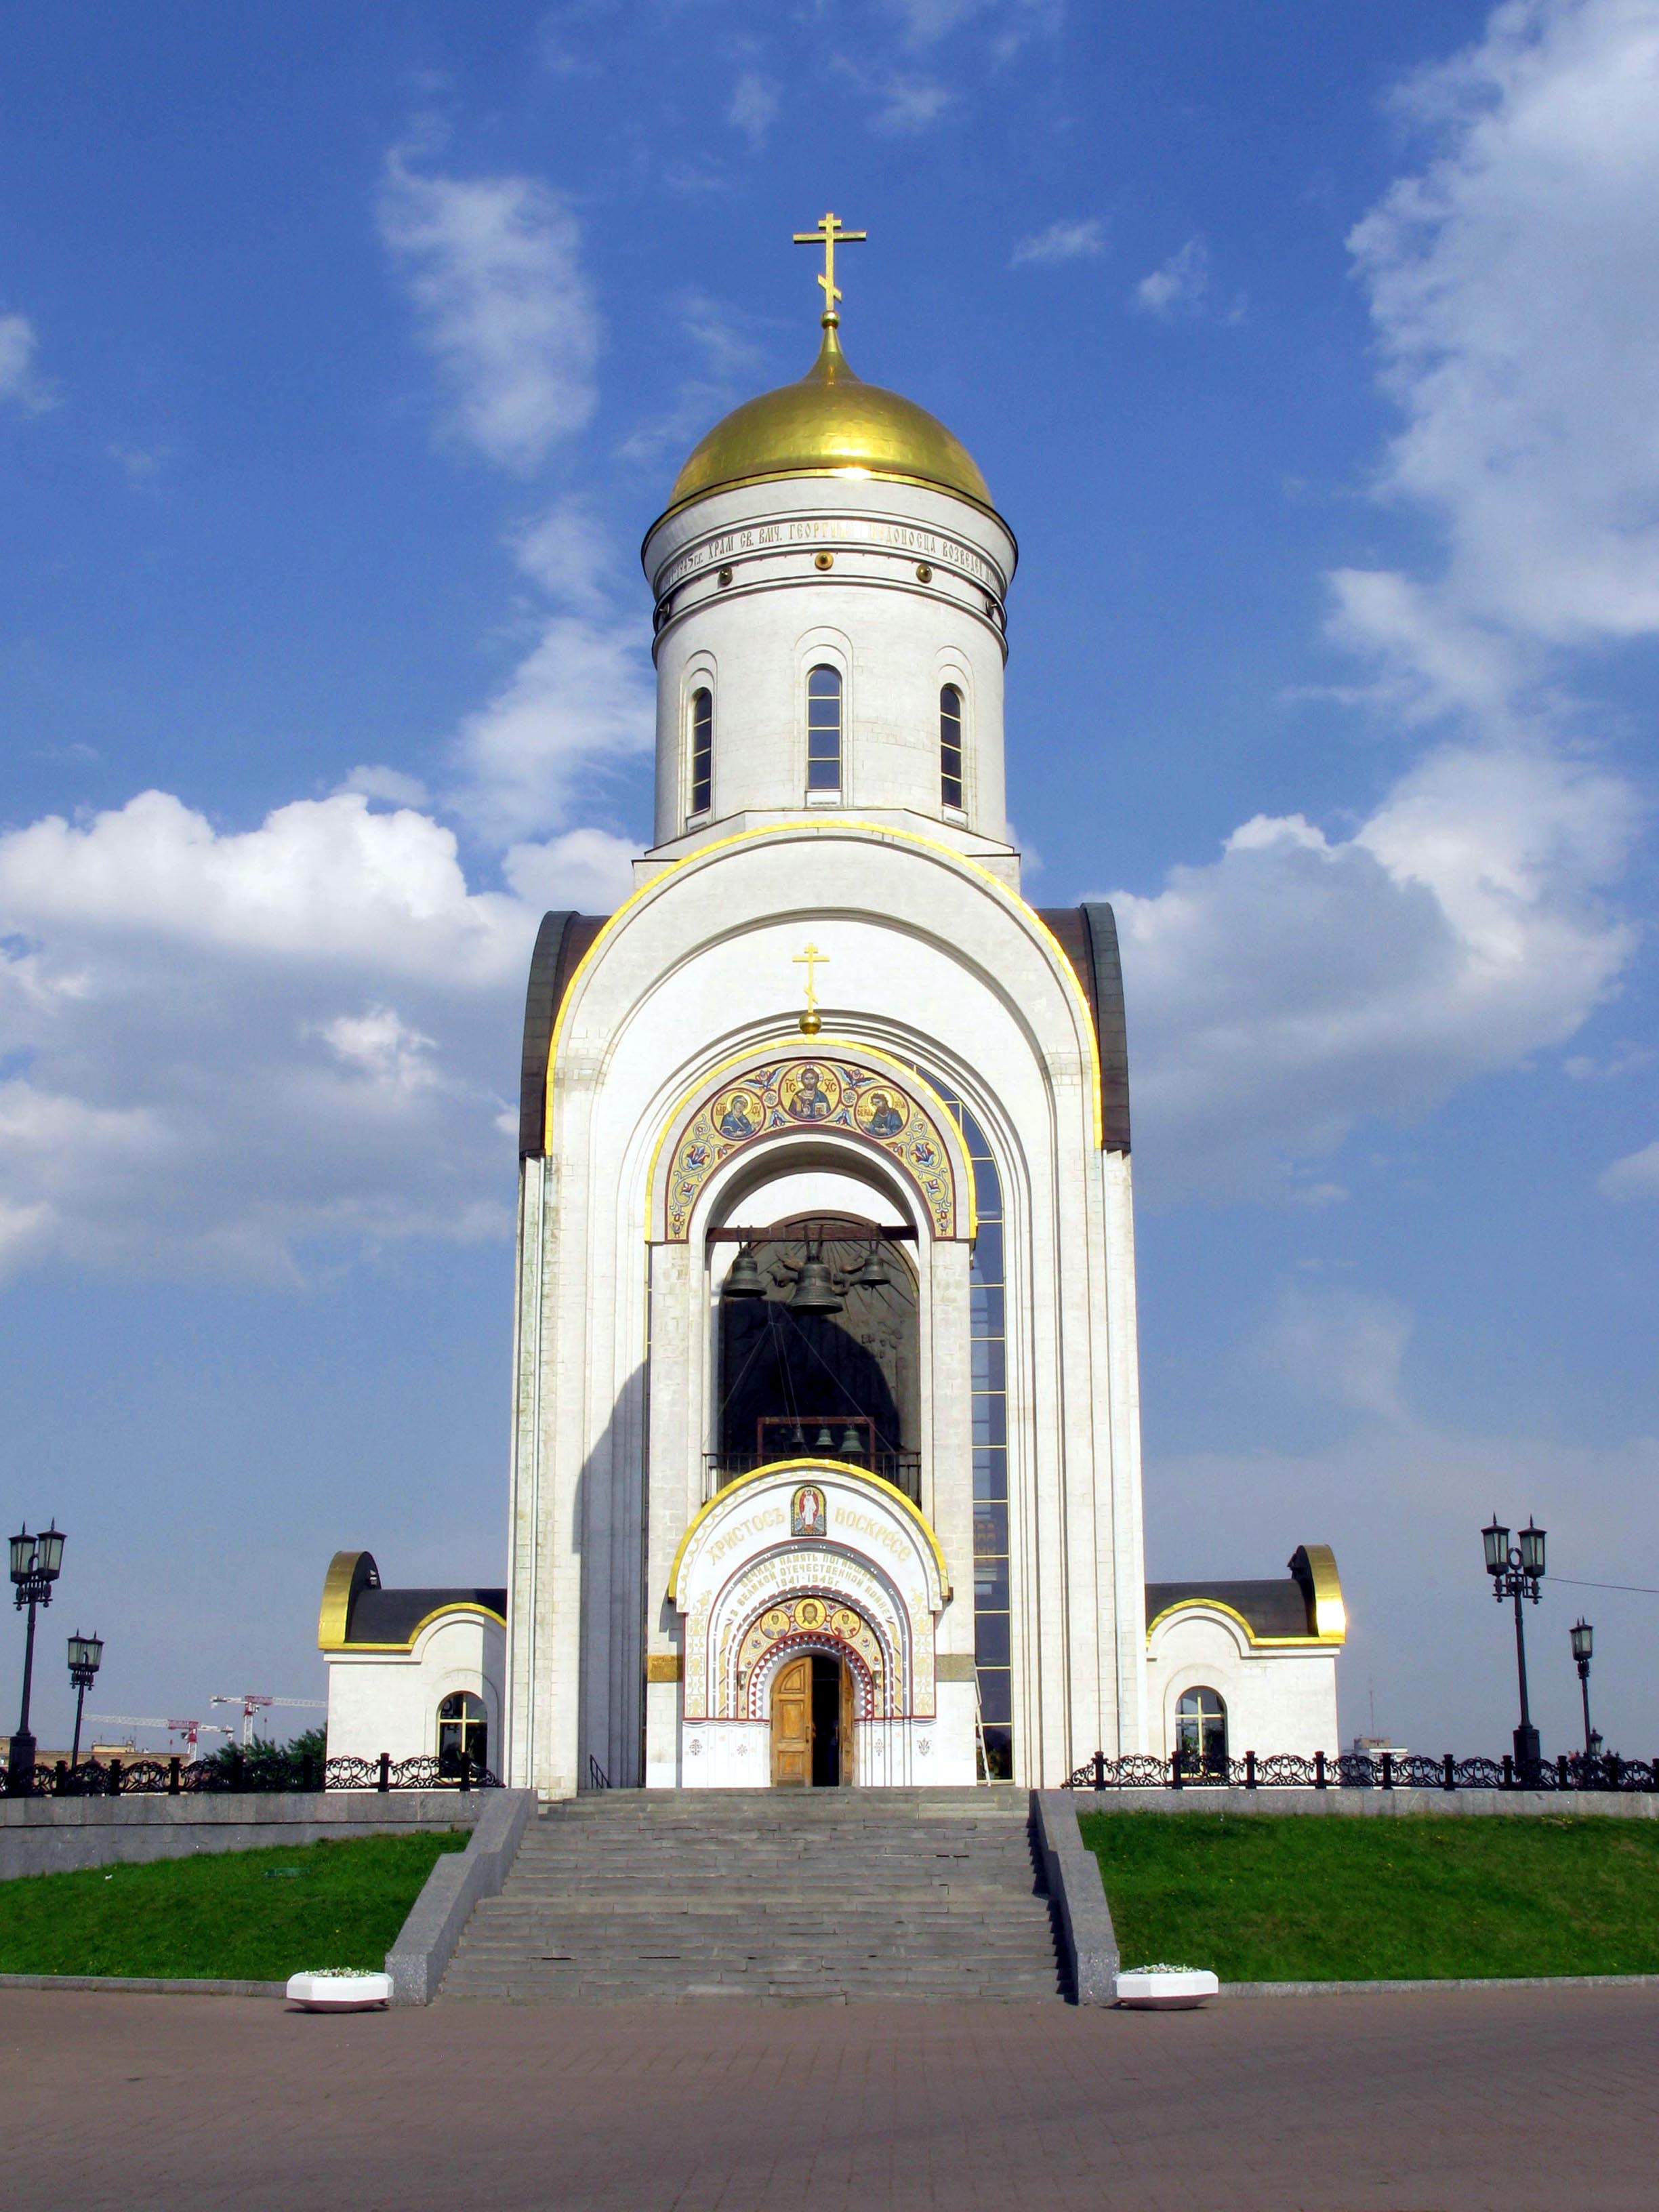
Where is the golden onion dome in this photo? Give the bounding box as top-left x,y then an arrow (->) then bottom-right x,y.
665,323 -> 993,516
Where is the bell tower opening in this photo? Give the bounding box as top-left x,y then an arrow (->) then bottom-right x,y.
718,1213 -> 919,1500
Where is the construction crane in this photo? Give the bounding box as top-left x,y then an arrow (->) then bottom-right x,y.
83,1715 -> 232,1756
210,1694 -> 327,1748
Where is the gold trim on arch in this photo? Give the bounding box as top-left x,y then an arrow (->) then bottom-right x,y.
539,818 -> 1104,1154
645,1037 -> 974,1244
1144,1597 -> 1346,1652
666,1457 -> 950,1607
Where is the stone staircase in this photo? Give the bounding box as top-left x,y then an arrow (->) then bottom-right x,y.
441,1787 -> 1063,2003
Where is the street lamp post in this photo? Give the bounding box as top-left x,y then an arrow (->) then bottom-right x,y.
66,1630 -> 104,1769
1570,1618 -> 1601,1764
7,1522 -> 66,1792
1481,1515 -> 1546,1776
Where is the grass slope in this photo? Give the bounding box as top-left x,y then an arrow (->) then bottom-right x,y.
0,1830 -> 467,1982
1080,1811 -> 1659,1982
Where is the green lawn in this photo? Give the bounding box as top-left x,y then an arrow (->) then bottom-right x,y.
1080,1811 -> 1659,1982
0,1830 -> 467,1982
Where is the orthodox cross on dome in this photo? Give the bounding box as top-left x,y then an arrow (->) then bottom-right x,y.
792,940 -> 830,1035
792,211 -> 866,327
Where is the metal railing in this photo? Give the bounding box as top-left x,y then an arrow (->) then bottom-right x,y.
707,1450 -> 921,1501
5,1752 -> 499,1799
1065,1749 -> 1659,1793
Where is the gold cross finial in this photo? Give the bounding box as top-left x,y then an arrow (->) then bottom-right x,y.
792,941 -> 830,1034
792,211 -> 867,328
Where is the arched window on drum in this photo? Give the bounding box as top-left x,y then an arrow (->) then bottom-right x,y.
437,1691 -> 487,1777
688,686 -> 713,821
1175,1686 -> 1227,1776
806,665 -> 842,794
939,684 -> 964,812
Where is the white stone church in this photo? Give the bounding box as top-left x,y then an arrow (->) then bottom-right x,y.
321,220 -> 1345,1793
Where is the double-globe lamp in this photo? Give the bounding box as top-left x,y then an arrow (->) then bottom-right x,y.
7,1522 -> 66,1790
1481,1514 -> 1546,1772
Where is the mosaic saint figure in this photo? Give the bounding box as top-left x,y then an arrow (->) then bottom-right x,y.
716,1087 -> 759,1139
783,1064 -> 835,1120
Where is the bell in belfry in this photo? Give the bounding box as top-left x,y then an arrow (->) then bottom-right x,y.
723,1248 -> 765,1298
790,1257 -> 843,1314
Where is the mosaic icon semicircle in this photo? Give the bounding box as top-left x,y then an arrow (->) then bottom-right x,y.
655,1050 -> 967,1241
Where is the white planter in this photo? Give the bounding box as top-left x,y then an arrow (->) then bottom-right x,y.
285,1970 -> 393,2011
1113,1967 -> 1218,2010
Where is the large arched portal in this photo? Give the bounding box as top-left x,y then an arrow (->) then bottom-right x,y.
718,1214 -> 920,1501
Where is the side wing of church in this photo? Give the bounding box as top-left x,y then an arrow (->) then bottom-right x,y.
319,227 -> 1345,1790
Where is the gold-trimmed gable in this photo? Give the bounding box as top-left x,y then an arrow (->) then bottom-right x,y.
1290,1544 -> 1347,1641
317,1550 -> 379,1652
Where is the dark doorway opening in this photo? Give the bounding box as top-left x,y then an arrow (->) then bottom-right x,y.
811,1655 -> 842,1788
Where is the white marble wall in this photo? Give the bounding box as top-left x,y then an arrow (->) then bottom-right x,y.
325,1612 -> 504,1770
1146,1607 -> 1340,1760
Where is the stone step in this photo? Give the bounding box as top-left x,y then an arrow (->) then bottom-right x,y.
438,1787 -> 1063,2005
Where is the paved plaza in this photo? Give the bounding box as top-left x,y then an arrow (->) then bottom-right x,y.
5,1983 -> 1657,2210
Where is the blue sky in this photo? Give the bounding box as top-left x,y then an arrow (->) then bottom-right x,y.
2,0 -> 1656,1760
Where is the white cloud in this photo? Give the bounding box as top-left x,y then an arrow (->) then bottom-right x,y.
0,787 -> 630,1283
1343,0 -> 1659,663
337,764 -> 431,808
107,442 -> 169,485
1107,741 -> 1635,1195
1012,218 -> 1105,268
868,75 -> 956,134
881,0 -> 1061,49
1599,1141 -> 1659,1198
443,502 -> 654,844
501,825 -> 638,914
615,291 -> 762,470
1134,235 -> 1210,317
727,70 -> 779,150
313,1006 -> 439,1093
1254,1287 -> 1414,1419
378,148 -> 600,472
0,310 -> 56,413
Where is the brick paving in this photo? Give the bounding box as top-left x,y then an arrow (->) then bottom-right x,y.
5,1983 -> 1656,2210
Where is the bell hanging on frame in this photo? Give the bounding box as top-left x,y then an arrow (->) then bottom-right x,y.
838,1422 -> 865,1461
848,1242 -> 893,1292
814,1423 -> 835,1452
789,1257 -> 844,1314
722,1248 -> 765,1298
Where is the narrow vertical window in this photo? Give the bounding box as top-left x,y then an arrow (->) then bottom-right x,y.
940,684 -> 964,811
689,687 -> 712,819
806,665 -> 842,792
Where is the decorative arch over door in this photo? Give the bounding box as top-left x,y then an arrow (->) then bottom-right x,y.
651,1045 -> 972,1242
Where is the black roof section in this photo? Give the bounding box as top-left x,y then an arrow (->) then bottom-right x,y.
345,1586 -> 508,1646
1038,903 -> 1131,1152
519,912 -> 607,1157
1146,1577 -> 1315,1641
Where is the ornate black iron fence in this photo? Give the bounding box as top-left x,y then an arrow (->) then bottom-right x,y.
6,1753 -> 500,1799
1065,1749 -> 1659,1793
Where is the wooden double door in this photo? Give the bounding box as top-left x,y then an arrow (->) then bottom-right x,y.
771,1653 -> 854,1786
